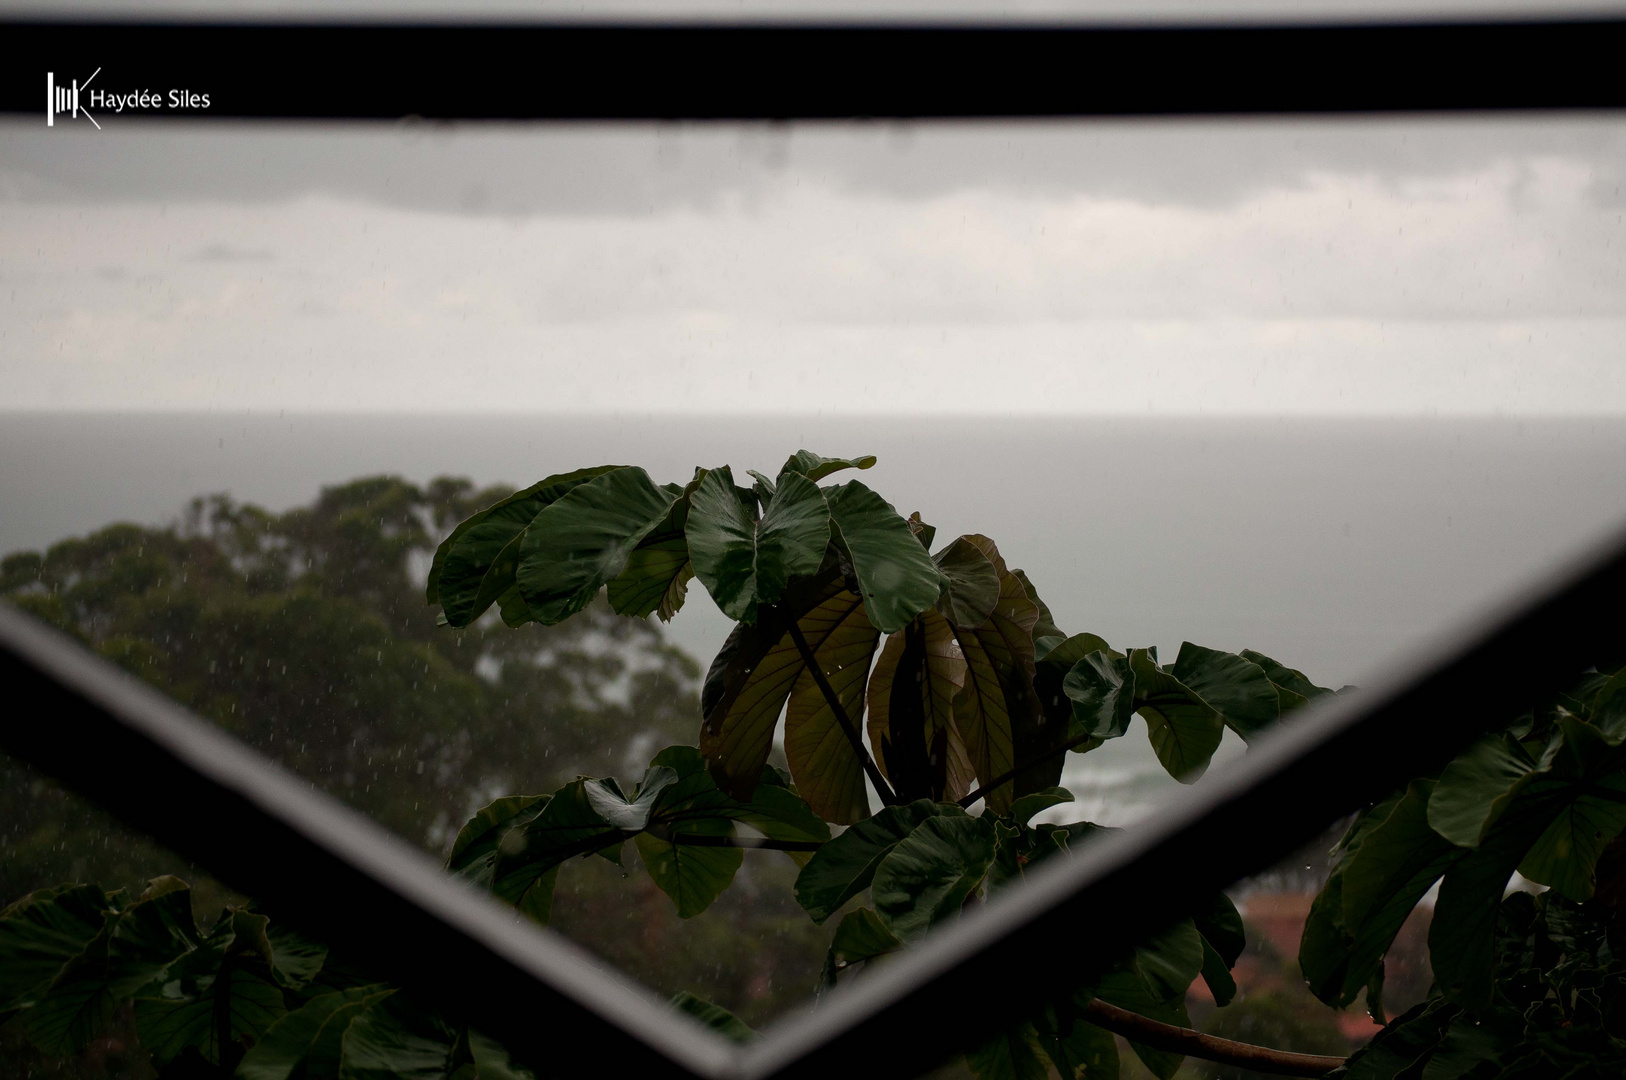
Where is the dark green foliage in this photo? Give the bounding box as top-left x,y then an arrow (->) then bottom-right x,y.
4,451 -> 1407,1080
1301,666 -> 1626,1079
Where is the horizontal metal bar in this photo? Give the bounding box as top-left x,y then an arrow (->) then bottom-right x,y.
750,520 -> 1626,1079
0,605 -> 735,1080
3,18 -> 1625,120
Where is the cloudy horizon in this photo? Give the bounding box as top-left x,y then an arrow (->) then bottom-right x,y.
3,115 -> 1623,415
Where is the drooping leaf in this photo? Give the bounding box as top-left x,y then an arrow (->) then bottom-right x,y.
1169,642 -> 1280,742
1591,665 -> 1626,743
1033,633 -> 1115,758
871,814 -> 998,941
635,820 -> 744,919
428,466 -> 621,625
21,877 -> 200,1057
0,884 -> 112,1014
794,800 -> 965,924
1062,651 -> 1137,743
780,450 -> 877,484
670,991 -> 758,1044
1193,892 -> 1246,969
514,467 -> 681,626
134,910 -> 288,1066
467,1030 -> 536,1080
820,907 -> 902,991
1336,1000 -> 1458,1080
1432,723 -> 1626,1008
446,794 -> 550,890
1128,650 -> 1224,783
1428,734 -> 1536,848
1300,781 -> 1463,1008
731,777 -> 832,869
1238,648 -> 1334,705
824,480 -> 946,634
699,567 -> 868,803
607,538 -> 693,622
967,1022 -> 1051,1080
491,781 -> 628,922
238,985 -> 391,1080
338,991 -> 472,1080
933,536 -> 1000,629
782,585 -> 881,824
868,611 -> 971,803
265,923 -> 328,991
948,535 -> 1054,813
1012,568 -> 1065,654
1032,1004 -> 1119,1080
1007,787 -> 1074,827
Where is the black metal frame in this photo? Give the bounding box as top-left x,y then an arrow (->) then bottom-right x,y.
4,12 -> 1626,1080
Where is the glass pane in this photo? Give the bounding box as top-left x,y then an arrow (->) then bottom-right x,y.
4,113 -> 1625,1077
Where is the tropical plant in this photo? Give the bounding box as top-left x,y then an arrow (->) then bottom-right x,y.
1300,665 -> 1626,1078
13,450 -> 1614,1079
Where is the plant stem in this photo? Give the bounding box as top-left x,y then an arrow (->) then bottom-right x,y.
1081,998 -> 1344,1078
957,730 -> 1099,808
668,833 -> 824,851
786,620 -> 899,806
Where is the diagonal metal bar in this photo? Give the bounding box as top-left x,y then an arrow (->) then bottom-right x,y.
0,604 -> 732,1080
2,16 -> 1625,119
5,516 -> 1625,1078
752,520 -> 1626,1078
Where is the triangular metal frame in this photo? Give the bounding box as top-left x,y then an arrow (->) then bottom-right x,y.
3,13 -> 1626,1079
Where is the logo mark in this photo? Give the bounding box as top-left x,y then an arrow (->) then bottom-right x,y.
46,68 -> 102,129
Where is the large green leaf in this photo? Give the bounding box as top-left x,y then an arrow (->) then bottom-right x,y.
238,985 -> 391,1080
1591,665 -> 1626,742
606,469 -> 704,622
933,536 -> 1000,629
820,907 -> 902,991
823,480 -> 946,634
794,800 -> 964,923
1299,781 -> 1463,1008
782,585 -> 881,824
1337,1000 -> 1458,1080
338,992 -> 472,1080
0,884 -> 111,1014
635,820 -> 744,919
1238,648 -> 1334,710
687,466 -> 831,622
1432,718 -> 1626,901
21,877 -> 200,1056
1193,893 -> 1246,1008
868,610 -> 971,802
949,535 -> 1055,813
1032,1004 -> 1119,1080
670,991 -> 758,1044
1428,734 -> 1536,848
1169,643 -> 1280,742
265,923 -> 328,991
779,450 -> 877,483
1007,787 -> 1074,826
491,781 -> 628,923
871,814 -> 998,941
445,794 -> 549,890
513,467 -> 681,626
967,1023 -> 1051,1080
1129,650 -> 1224,783
134,910 -> 288,1066
428,466 -> 621,626
1062,650 -> 1137,743
1012,568 -> 1065,654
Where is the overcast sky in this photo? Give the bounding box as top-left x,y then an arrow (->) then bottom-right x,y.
2,115 -> 1624,414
